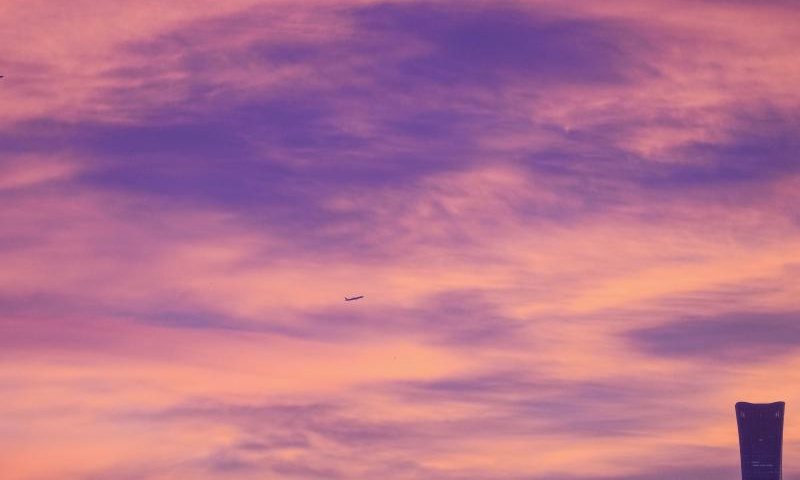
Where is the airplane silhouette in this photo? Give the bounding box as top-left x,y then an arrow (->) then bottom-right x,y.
345,295 -> 364,301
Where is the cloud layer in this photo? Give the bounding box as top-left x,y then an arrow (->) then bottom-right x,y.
1,0 -> 800,479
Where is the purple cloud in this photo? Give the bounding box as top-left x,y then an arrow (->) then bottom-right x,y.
2,1 -> 800,479
629,311 -> 800,362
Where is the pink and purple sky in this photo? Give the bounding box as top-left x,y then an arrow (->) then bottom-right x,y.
1,1 -> 800,479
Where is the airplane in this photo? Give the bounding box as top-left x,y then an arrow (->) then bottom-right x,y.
345,295 -> 364,301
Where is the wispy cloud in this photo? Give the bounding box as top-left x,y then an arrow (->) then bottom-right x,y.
1,0 -> 799,479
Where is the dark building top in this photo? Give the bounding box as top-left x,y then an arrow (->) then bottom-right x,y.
736,401 -> 785,480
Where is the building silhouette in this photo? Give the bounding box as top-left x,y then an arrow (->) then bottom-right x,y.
736,401 -> 785,480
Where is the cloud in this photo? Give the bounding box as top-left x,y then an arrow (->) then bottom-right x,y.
1,1 -> 800,480
379,368 -> 716,438
350,2 -> 654,87
629,310 -> 800,363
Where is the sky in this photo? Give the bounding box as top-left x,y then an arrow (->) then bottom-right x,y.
1,0 -> 799,479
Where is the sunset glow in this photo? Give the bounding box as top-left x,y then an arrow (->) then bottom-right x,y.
1,1 -> 799,479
